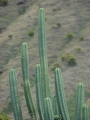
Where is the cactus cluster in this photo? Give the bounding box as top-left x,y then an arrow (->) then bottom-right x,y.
9,8 -> 89,120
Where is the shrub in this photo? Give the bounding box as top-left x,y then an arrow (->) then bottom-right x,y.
61,54 -> 77,66
66,54 -> 77,66
61,55 -> 66,61
56,23 -> 61,28
0,0 -> 8,6
18,6 -> 26,15
28,30 -> 34,37
79,36 -> 84,41
76,47 -> 81,52
66,32 -> 74,40
8,34 -> 13,39
52,8 -> 57,12
51,62 -> 60,71
0,113 -> 10,120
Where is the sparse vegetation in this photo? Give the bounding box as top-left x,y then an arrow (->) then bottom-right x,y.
66,54 -> 77,66
76,47 -> 81,52
0,113 -> 10,120
0,0 -> 90,119
66,32 -> 74,40
18,6 -> 26,15
79,36 -> 84,41
8,34 -> 13,39
0,0 -> 8,6
52,8 -> 57,12
61,54 -> 77,66
51,62 -> 60,71
28,30 -> 34,37
38,2 -> 42,8
56,23 -> 61,28
61,55 -> 66,61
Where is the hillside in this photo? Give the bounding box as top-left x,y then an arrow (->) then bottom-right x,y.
0,0 -> 90,119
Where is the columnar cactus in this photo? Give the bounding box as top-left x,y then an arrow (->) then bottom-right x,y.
38,8 -> 51,100
35,64 -> 44,120
82,104 -> 89,120
55,68 -> 70,120
74,83 -> 84,120
44,98 -> 54,120
9,69 -> 23,120
21,43 -> 37,119
52,96 -> 59,117
9,7 -> 89,120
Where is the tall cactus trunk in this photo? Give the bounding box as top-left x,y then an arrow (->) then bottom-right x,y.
9,69 -> 23,120
52,96 -> 59,118
74,83 -> 84,120
38,8 -> 51,99
82,104 -> 89,120
21,43 -> 37,119
35,64 -> 44,120
44,98 -> 54,120
54,68 -> 70,120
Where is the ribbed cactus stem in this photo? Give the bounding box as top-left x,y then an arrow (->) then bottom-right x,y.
54,68 -> 70,120
74,83 -> 84,120
35,64 -> 44,120
21,42 -> 37,119
52,96 -> 59,117
82,104 -> 89,120
9,69 -> 23,120
44,98 -> 54,120
38,8 -> 51,99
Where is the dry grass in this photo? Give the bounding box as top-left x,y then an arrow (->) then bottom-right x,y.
0,0 -> 90,119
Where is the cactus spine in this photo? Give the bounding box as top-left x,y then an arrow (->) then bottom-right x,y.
74,83 -> 84,120
54,68 -> 70,120
9,69 -> 23,120
21,43 -> 37,119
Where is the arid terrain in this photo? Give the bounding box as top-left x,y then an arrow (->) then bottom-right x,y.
0,0 -> 90,119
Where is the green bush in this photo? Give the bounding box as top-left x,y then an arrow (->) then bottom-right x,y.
61,54 -> 77,66
0,113 -> 10,120
28,30 -> 34,37
51,62 -> 60,71
0,0 -> 8,6
66,54 -> 77,66
79,36 -> 84,41
76,47 -> 81,52
66,32 -> 74,40
52,8 -> 57,12
56,23 -> 61,28
61,55 -> 66,61
8,34 -> 13,39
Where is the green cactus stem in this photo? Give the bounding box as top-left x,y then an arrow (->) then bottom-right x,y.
21,42 -> 37,119
38,8 -> 51,100
9,69 -> 23,120
54,68 -> 70,120
82,104 -> 89,120
74,83 -> 84,120
52,96 -> 59,117
44,98 -> 54,120
35,64 -> 44,120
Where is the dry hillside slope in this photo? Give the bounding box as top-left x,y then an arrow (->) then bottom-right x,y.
0,0 -> 90,119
